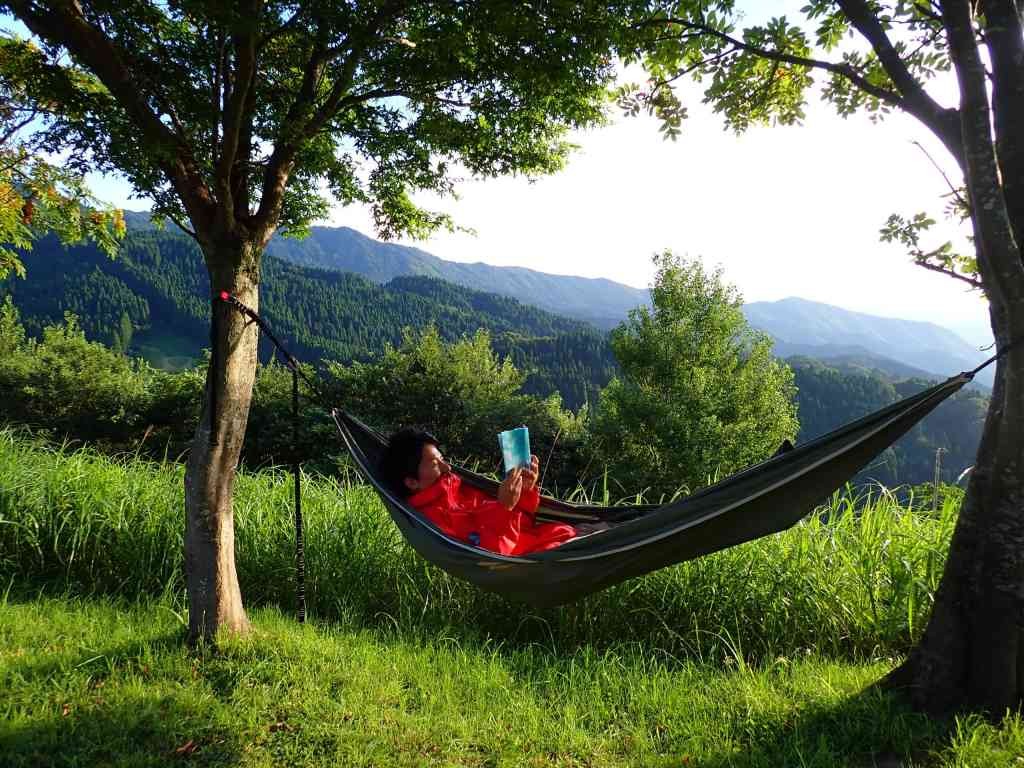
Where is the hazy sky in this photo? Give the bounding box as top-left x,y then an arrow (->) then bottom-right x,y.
76,3 -> 993,348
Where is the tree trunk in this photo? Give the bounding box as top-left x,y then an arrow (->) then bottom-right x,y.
886,0 -> 1024,718
886,310 -> 1024,715
183,251 -> 261,644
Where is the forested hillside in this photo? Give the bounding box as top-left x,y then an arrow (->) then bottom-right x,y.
790,357 -> 987,485
0,228 -> 989,487
0,231 -> 616,409
264,224 -> 652,329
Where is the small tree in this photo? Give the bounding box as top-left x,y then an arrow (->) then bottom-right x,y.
0,300 -> 151,442
1,0 -> 646,641
326,326 -> 589,487
592,252 -> 798,498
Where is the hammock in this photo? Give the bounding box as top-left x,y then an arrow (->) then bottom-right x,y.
215,291 -> 1007,612
331,372 -> 971,608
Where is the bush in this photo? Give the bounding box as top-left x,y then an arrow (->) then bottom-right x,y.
323,326 -> 592,489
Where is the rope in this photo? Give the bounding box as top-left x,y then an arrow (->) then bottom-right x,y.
215,291 -> 325,623
216,291 -> 329,404
208,296 -> 220,446
293,366 -> 306,623
967,335 -> 1024,378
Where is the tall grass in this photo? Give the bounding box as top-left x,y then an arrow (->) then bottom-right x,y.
0,427 -> 959,663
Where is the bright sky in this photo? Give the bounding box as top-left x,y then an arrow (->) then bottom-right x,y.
77,2 -> 994,349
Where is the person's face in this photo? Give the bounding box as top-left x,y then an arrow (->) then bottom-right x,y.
406,443 -> 450,492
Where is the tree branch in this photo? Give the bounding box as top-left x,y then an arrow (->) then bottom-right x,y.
216,0 -> 262,231
166,211 -> 199,241
913,257 -> 984,289
912,1 -> 943,24
258,7 -> 305,51
0,110 -> 39,146
912,140 -> 969,211
649,17 -> 903,107
836,0 -> 963,166
6,0 -> 216,232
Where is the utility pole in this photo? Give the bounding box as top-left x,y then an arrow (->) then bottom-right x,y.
933,447 -> 946,515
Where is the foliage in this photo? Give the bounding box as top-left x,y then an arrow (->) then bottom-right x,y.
623,2 -> 983,287
0,297 -> 152,443
0,227 -> 617,410
0,35 -> 124,278
0,300 -> 594,485
0,272 -> 991,490
324,326 -> 592,490
592,252 -> 798,497
1,1 -> 647,245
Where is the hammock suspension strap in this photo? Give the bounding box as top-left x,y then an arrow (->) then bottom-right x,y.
215,291 -> 316,622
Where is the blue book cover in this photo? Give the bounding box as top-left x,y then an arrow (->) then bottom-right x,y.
498,426 -> 531,474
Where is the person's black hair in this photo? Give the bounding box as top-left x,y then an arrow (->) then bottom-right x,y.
379,427 -> 441,497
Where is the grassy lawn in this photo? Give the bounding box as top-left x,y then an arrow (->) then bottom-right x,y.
1,429 -> 1022,766
2,597 -> 1022,768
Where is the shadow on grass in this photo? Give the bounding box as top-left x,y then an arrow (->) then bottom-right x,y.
1,696 -> 244,768
0,628 -> 248,768
689,681 -> 949,768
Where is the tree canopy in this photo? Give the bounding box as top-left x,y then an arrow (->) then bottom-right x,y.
0,35 -> 124,278
592,251 -> 798,498
2,0 -> 647,247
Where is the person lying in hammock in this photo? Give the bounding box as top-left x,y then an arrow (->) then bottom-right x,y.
379,427 -> 577,556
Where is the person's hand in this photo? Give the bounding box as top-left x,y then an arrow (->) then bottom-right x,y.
520,454 -> 540,493
498,466 -> 524,510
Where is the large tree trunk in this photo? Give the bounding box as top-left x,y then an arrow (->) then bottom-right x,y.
183,250 -> 261,644
886,2 -> 1024,715
887,311 -> 1024,714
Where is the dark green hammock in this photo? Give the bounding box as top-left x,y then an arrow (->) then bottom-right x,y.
330,371 -> 972,608
215,291 -> 1005,612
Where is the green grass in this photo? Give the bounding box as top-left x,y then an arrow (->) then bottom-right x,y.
0,427 -> 960,662
1,427 -> 1022,766
131,327 -> 200,371
2,596 -> 1022,767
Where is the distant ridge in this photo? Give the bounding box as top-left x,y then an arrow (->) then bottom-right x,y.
742,297 -> 993,387
265,225 -> 650,329
129,214 -> 993,386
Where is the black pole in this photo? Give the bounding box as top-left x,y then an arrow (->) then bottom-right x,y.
293,367 -> 306,623
209,296 -> 219,446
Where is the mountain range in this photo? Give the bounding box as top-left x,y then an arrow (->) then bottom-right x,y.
261,222 -> 993,386
263,224 -> 653,330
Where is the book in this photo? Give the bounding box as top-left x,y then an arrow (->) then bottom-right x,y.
498,426 -> 531,475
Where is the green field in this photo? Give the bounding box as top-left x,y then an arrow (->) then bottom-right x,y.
1,428 -> 1022,766
131,326 -> 202,371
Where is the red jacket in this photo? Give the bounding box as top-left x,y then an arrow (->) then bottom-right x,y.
408,473 -> 576,556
